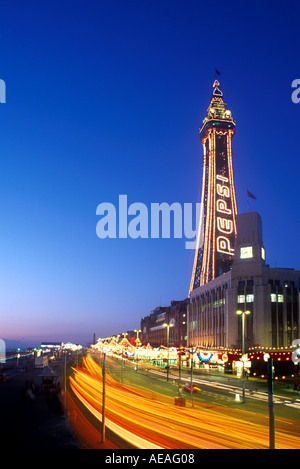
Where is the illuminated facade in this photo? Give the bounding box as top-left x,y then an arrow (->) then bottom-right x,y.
190,81 -> 238,293
188,212 -> 300,360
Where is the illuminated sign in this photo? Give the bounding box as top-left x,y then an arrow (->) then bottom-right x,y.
216,175 -> 234,255
156,313 -> 166,323
217,217 -> 233,234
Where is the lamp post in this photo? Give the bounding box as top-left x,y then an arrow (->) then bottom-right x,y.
134,330 -> 141,371
189,347 -> 197,406
236,308 -> 251,402
121,332 -> 128,381
267,356 -> 275,449
102,352 -> 106,443
178,348 -> 183,397
134,329 -> 141,345
264,353 -> 275,448
163,321 -> 174,382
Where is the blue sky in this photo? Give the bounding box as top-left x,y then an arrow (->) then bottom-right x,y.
0,0 -> 299,346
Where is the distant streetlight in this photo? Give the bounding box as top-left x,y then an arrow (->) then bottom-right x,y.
163,322 -> 174,382
134,329 -> 142,371
236,309 -> 251,402
178,350 -> 182,397
102,353 -> 106,443
134,329 -> 141,346
121,333 -> 128,380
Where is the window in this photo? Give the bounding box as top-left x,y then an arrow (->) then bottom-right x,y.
261,247 -> 265,260
271,293 -> 277,303
237,295 -> 245,303
246,294 -> 254,303
278,294 -> 284,303
240,246 -> 253,259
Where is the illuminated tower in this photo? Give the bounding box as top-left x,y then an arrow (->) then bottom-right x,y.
189,81 -> 238,293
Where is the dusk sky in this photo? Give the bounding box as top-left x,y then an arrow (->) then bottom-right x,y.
0,0 -> 299,347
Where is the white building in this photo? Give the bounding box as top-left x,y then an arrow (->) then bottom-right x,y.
188,212 -> 300,355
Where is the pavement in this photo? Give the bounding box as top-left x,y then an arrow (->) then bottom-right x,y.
0,362 -> 80,450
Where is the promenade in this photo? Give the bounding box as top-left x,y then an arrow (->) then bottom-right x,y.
0,363 -> 80,450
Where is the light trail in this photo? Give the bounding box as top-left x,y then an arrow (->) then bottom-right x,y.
69,355 -> 300,449
147,366 -> 300,409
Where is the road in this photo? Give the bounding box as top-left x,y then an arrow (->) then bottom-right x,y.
103,352 -> 300,414
67,353 -> 300,449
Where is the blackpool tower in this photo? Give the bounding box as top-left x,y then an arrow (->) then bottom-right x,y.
189,81 -> 238,293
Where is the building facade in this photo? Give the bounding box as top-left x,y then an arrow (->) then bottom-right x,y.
141,299 -> 188,348
188,212 -> 300,355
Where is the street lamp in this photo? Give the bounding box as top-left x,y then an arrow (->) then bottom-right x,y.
120,332 -> 128,381
163,322 -> 174,382
17,353 -> 20,371
134,329 -> 141,347
236,309 -> 251,402
134,329 -> 141,371
102,353 -> 106,443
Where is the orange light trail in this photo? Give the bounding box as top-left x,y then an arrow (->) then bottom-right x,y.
68,355 -> 300,449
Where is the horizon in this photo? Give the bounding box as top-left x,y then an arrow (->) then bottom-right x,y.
1,0 -> 299,347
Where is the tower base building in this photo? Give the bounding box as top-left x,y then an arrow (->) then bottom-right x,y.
188,212 -> 300,370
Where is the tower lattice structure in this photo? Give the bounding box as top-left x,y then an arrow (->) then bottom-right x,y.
189,81 -> 238,293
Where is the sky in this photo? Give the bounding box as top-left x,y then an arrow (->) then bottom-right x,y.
0,0 -> 299,347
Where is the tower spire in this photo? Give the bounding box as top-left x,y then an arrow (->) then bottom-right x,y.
213,79 -> 221,92
189,82 -> 238,293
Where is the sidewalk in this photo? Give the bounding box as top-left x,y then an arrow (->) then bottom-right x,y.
0,366 -> 80,449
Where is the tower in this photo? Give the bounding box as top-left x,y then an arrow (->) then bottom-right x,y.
189,81 -> 238,293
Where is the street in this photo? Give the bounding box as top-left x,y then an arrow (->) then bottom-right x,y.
66,353 -> 300,449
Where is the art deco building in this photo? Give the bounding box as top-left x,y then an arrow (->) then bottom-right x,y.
188,212 -> 300,364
